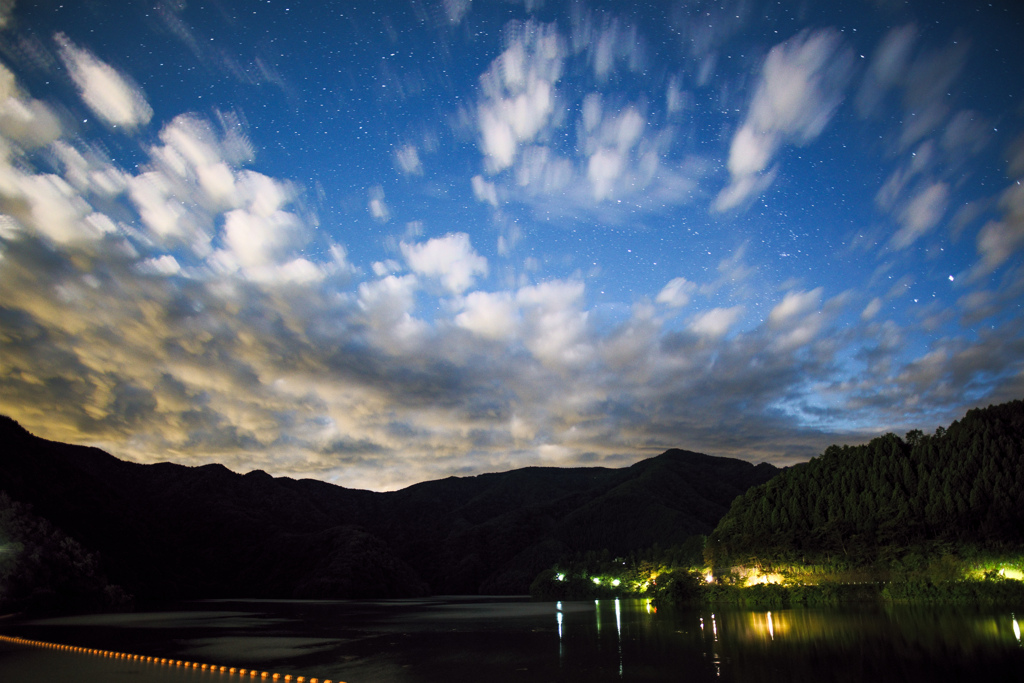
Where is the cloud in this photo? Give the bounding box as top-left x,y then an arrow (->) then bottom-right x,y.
368,185 -> 390,222
455,290 -> 518,341
139,254 -> 182,276
862,297 -> 883,321
516,279 -> 591,368
220,206 -> 304,270
464,16 -> 708,228
0,63 -> 61,148
856,24 -> 917,118
401,233 -> 488,294
0,173 -> 86,244
766,289 -> 828,354
712,169 -> 776,213
443,0 -> 471,25
973,180 -> 1024,278
395,145 -> 423,176
471,175 -> 498,206
358,274 -> 418,324
656,277 -> 697,308
769,288 -> 823,326
941,110 -> 990,159
125,113 -> 263,257
477,20 -> 565,173
0,0 -> 13,29
580,99 -> 647,201
689,306 -> 744,339
890,181 -> 949,249
55,33 -> 153,130
715,29 -> 853,211
1,3 -> 1022,493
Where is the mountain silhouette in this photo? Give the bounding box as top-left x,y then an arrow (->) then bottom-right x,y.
0,415 -> 778,603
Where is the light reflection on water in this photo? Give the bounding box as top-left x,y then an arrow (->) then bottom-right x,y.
2,598 -> 1024,682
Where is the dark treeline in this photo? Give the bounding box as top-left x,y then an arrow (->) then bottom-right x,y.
0,492 -> 132,613
0,415 -> 776,612
706,400 -> 1024,575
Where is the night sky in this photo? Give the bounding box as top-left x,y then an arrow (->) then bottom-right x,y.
1,0 -> 1022,490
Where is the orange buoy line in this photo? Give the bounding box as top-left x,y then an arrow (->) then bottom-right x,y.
0,634 -> 342,683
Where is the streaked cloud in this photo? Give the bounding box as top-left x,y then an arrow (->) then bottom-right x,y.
974,180 -> 1024,278
891,182 -> 949,249
656,277 -> 697,308
477,20 -> 565,174
0,0 -> 1020,492
716,29 -> 854,211
56,33 -> 153,131
395,145 -> 423,176
0,62 -> 61,148
0,0 -> 14,29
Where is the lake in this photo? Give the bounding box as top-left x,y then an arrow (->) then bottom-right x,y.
1,597 -> 1023,682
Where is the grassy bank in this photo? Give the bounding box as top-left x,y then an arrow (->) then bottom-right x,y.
652,570 -> 1024,608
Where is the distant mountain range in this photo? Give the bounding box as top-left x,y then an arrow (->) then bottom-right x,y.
0,416 -> 778,605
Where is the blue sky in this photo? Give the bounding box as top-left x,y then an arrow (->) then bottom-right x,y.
0,0 -> 1022,490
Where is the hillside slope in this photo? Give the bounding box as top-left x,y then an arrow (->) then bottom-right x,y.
706,400 -> 1024,572
0,416 -> 778,601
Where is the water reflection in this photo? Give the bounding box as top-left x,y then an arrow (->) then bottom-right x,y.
2,599 -> 1024,682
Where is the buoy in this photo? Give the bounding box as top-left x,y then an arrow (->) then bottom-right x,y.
0,635 -> 321,683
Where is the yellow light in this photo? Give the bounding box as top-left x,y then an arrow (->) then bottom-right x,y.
612,579 -> 621,587
592,577 -> 601,585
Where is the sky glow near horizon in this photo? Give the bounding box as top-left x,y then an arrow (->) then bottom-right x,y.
0,0 -> 1022,490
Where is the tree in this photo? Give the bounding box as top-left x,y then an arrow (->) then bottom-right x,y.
0,492 -> 131,613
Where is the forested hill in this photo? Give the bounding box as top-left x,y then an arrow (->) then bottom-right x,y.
0,415 -> 777,608
705,400 -> 1024,570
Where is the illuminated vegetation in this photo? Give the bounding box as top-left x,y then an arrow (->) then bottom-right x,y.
534,402 -> 1024,608
529,539 -> 706,601
690,400 -> 1024,607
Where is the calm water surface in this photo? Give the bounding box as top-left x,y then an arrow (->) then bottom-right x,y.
1,597 -> 1023,682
